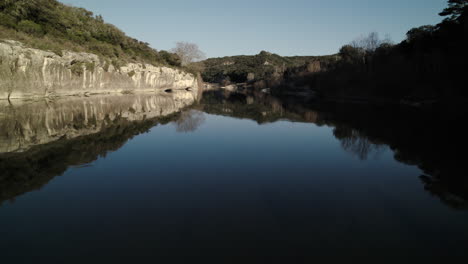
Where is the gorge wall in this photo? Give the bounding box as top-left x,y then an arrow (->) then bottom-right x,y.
0,40 -> 200,99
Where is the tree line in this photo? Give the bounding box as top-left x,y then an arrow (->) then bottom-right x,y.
308,0 -> 468,102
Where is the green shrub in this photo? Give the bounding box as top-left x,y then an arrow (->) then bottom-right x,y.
111,59 -> 125,70
18,20 -> 44,36
0,13 -> 17,29
85,62 -> 95,72
159,50 -> 182,67
70,62 -> 84,76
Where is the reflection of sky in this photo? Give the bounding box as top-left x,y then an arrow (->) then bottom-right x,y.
2,113 -> 468,260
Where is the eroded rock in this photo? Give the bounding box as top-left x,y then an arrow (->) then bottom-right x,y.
0,40 -> 200,99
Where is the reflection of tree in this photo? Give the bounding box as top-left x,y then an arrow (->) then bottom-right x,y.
199,89 -> 468,210
420,174 -> 468,210
175,110 -> 206,133
333,126 -> 383,160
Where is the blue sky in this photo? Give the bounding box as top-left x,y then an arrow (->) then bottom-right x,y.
63,0 -> 447,58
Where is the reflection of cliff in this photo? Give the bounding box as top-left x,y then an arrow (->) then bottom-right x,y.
0,115 -> 180,206
0,92 -> 196,153
1,90 -> 466,210
0,92 -> 195,205
200,90 -> 468,210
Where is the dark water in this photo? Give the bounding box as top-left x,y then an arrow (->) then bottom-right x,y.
1,91 -> 467,262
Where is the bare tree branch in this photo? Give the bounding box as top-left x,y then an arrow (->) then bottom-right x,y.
171,42 -> 206,66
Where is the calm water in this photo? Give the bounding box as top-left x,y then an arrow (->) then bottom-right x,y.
1,91 -> 467,262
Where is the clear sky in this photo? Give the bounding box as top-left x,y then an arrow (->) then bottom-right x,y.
62,0 -> 447,58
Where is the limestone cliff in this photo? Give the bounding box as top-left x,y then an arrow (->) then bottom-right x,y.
0,40 -> 200,99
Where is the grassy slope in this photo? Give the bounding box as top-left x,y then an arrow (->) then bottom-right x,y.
0,0 -> 181,68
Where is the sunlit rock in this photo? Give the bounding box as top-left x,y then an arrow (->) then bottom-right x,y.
0,40 -> 200,99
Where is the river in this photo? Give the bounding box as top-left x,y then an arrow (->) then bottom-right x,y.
1,90 -> 467,262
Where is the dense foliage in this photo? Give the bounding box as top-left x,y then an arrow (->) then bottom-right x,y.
0,0 -> 181,67
202,1 -> 468,102
308,0 -> 468,101
200,51 -> 337,84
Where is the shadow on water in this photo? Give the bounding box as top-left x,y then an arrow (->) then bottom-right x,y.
197,90 -> 468,210
1,89 -> 467,211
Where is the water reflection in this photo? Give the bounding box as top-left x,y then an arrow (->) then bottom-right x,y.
0,89 -> 467,211
197,90 -> 468,210
0,92 -> 196,205
0,91 -> 197,153
175,110 -> 206,133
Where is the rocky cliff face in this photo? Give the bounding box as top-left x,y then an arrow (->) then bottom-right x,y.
0,40 -> 200,99
0,91 -> 196,153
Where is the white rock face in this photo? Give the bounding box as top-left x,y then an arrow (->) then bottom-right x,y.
0,40 -> 200,99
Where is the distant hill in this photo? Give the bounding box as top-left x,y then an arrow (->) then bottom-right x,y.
200,51 -> 338,84
0,0 -> 181,67
201,0 -> 468,103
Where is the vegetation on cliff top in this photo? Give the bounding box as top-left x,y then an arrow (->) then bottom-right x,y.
0,0 -> 182,67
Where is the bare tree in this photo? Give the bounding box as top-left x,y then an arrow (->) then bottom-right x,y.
350,32 -> 392,52
171,42 -> 206,66
334,126 -> 384,160
175,110 -> 206,133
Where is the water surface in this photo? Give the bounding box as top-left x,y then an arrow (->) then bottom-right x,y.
1,91 -> 467,262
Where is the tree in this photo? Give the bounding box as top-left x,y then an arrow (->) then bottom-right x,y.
350,32 -> 389,52
171,42 -> 206,66
175,110 -> 205,133
339,45 -> 365,63
439,0 -> 468,21
406,25 -> 435,43
158,50 -> 182,67
17,20 -> 43,36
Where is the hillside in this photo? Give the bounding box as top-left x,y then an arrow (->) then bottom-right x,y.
0,0 -> 181,67
200,51 -> 338,84
201,1 -> 468,104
